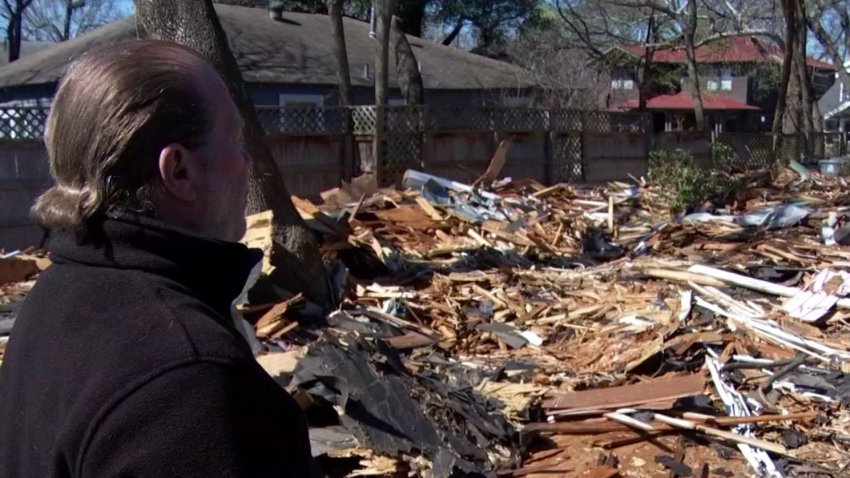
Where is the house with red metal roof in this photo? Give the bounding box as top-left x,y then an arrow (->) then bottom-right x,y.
598,36 -> 835,133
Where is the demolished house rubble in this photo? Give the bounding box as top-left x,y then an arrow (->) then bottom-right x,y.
3,156 -> 850,477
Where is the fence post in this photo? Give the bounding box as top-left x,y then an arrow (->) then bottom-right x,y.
643,112 -> 653,173
543,109 -> 552,185
579,110 -> 587,182
342,107 -> 354,181
373,106 -> 385,185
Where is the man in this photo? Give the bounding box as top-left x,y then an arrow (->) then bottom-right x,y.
0,40 -> 321,477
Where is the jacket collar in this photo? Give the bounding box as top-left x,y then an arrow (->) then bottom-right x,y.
47,215 -> 262,316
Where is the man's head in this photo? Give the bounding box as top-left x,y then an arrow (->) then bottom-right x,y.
32,40 -> 250,242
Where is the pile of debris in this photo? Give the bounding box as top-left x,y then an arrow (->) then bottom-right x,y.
3,159 -> 850,477
269,162 -> 850,477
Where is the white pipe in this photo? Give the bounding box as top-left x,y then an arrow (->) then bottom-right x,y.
689,264 -> 850,309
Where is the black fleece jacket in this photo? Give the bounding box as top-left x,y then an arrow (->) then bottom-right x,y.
0,217 -> 321,478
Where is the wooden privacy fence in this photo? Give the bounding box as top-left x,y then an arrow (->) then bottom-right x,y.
0,140 -> 51,249
1,105 -> 848,248
255,106 -> 653,186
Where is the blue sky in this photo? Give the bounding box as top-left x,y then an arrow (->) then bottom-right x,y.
118,0 -> 134,14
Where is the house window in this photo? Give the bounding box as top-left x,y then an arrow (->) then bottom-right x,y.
707,67 -> 732,91
611,69 -> 634,90
720,67 -> 732,91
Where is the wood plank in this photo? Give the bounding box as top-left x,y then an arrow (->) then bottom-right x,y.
542,373 -> 705,411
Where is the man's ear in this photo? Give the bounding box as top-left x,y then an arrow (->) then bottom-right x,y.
158,143 -> 200,202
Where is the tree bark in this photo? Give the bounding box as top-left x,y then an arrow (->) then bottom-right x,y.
391,15 -> 423,105
134,0 -> 332,308
328,0 -> 355,182
682,0 -> 706,130
327,0 -> 351,106
794,0 -> 814,136
772,0 -> 795,150
374,0 -> 394,105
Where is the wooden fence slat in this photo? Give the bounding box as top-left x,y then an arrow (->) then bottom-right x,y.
0,104 -> 847,248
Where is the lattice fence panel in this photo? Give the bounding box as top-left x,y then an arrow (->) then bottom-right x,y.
549,110 -> 583,132
426,107 -> 493,132
823,133 -> 848,157
551,134 -> 583,182
492,108 -> 548,132
812,135 -> 826,161
715,133 -> 774,168
351,106 -> 378,134
383,106 -> 424,133
381,133 -> 421,185
0,108 -> 49,140
584,111 -> 648,133
256,107 -> 346,135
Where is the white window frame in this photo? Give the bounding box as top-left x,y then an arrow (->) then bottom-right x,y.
706,66 -> 732,92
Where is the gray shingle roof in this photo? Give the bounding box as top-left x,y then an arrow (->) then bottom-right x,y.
0,4 -> 535,90
0,41 -> 53,66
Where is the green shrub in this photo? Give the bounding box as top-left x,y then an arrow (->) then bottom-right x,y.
647,148 -> 730,214
711,142 -> 734,166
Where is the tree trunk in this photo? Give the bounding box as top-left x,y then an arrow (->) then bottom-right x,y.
395,0 -> 425,37
637,15 -> 657,112
391,15 -> 423,105
784,54 -> 804,133
328,0 -> 355,182
7,13 -> 22,62
62,1 -> 74,41
328,0 -> 351,106
134,0 -> 332,308
684,44 -> 706,130
772,0 -> 795,151
812,98 -> 824,132
683,0 -> 705,130
792,0 -> 814,159
374,0 -> 394,105
794,0 -> 814,136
